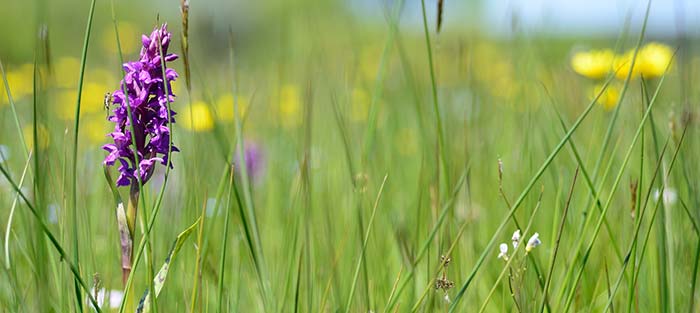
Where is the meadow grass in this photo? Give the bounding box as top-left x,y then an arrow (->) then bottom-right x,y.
0,0 -> 699,312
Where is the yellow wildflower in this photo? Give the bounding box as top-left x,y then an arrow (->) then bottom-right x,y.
54,57 -> 81,88
180,101 -> 214,132
215,93 -> 249,121
591,84 -> 621,111
571,49 -> 615,79
638,42 -> 673,77
54,83 -> 107,120
278,84 -> 301,128
2,63 -> 34,101
614,43 -> 673,79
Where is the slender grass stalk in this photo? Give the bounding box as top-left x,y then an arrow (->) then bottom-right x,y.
419,0 -> 450,193
229,30 -> 272,310
293,243 -> 304,313
361,0 -> 403,165
344,174 -> 388,313
0,60 -> 31,157
590,0 -> 651,183
608,140 -> 672,312
641,76 -> 675,313
543,89 -> 625,261
69,0 -> 97,309
410,220 -> 469,312
383,171 -> 467,312
539,167 -> 580,313
217,166 -> 234,312
189,197 -> 207,313
603,130 -> 677,312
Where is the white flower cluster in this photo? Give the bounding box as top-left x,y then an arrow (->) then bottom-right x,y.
498,230 -> 542,260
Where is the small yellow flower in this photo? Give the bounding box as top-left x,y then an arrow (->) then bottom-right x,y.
54,83 -> 107,120
571,49 -> 615,79
180,101 -> 214,132
2,64 -> 34,101
638,42 -> 673,78
350,88 -> 369,123
215,93 -> 249,122
54,57 -> 81,88
591,83 -> 621,111
278,84 -> 301,128
614,43 -> 673,79
22,124 -> 50,150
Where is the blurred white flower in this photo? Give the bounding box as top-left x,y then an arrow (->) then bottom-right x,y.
511,229 -> 521,248
47,204 -> 60,224
88,288 -> 124,311
443,294 -> 451,303
526,233 -> 541,252
653,188 -> 677,207
206,197 -> 218,217
0,145 -> 9,163
498,243 -> 509,260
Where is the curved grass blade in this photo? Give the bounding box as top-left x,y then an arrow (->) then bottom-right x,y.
3,150 -> 32,269
344,174 -> 389,313
69,0 -> 97,309
137,218 -> 200,313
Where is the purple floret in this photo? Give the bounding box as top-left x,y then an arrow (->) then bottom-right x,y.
103,24 -> 179,187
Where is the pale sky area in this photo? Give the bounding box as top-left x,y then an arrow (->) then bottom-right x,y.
347,0 -> 700,37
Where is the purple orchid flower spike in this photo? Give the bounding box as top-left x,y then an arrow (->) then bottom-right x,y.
103,24 -> 179,188
102,23 -> 179,285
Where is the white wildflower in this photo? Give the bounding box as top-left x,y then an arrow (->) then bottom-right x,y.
511,229 -> 521,248
205,197 -> 218,217
526,233 -> 541,252
48,204 -> 60,224
653,188 -> 677,207
498,243 -> 509,260
444,294 -> 451,303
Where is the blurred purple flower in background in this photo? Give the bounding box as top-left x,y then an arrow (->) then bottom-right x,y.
235,141 -> 266,184
103,24 -> 179,187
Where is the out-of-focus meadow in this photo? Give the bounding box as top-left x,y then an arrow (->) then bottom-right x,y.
1,0 -> 699,312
